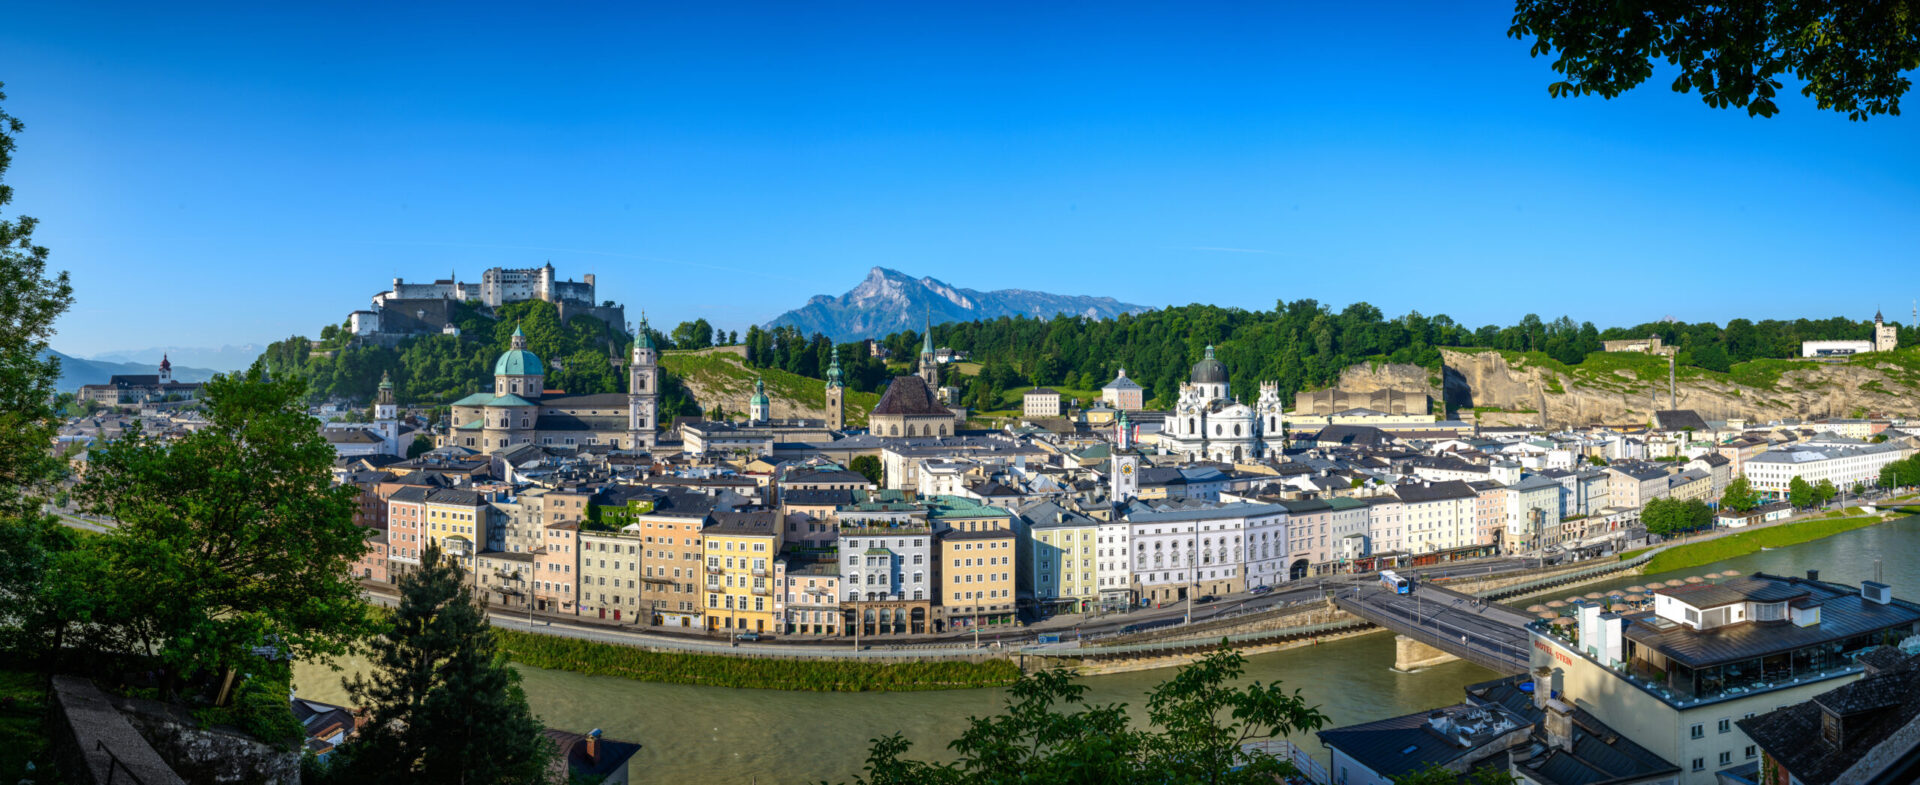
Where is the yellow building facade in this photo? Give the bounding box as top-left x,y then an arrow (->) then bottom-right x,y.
702,511 -> 784,634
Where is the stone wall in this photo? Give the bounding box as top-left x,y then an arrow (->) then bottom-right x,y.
113,695 -> 301,785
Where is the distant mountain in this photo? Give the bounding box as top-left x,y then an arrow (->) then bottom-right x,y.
44,350 -> 222,391
765,267 -> 1153,342
90,344 -> 264,373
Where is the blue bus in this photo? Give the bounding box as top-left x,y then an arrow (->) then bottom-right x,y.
1380,570 -> 1412,595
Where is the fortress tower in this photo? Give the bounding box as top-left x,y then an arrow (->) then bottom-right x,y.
1876,309 -> 1899,353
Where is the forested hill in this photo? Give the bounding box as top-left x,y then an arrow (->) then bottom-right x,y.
253,299 -> 700,412
739,301 -> 1915,412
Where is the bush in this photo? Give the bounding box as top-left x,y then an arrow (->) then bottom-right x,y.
194,666 -> 302,746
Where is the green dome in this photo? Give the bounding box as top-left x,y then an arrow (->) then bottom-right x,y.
494,349 -> 544,377
494,324 -> 544,377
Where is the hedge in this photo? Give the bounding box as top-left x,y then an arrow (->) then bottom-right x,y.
493,629 -> 1021,692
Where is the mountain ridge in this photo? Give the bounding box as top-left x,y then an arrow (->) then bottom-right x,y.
44,350 -> 223,391
764,267 -> 1152,342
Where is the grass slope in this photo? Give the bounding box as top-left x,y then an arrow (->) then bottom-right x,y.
1642,515 -> 1886,574
495,628 -> 1020,692
661,350 -> 880,427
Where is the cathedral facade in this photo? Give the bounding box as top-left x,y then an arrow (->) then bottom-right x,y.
1159,346 -> 1284,462
442,322 -> 659,452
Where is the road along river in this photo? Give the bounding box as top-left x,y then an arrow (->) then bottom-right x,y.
295,515 -> 1920,784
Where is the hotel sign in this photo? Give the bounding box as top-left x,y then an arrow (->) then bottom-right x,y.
1534,637 -> 1572,666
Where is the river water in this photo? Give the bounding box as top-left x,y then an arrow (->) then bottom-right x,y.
294,515 -> 1920,784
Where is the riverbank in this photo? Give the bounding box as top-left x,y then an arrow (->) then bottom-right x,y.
493,628 -> 1022,692
1639,513 -> 1887,574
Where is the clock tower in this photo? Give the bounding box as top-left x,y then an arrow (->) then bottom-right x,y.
1111,454 -> 1139,502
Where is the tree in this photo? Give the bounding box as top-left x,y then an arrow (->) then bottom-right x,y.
75,368 -> 375,684
407,435 -> 436,458
1720,477 -> 1758,513
1788,476 -> 1815,509
850,455 -> 884,487
0,81 -> 74,519
1508,1 -> 1920,120
321,542 -> 553,785
843,647 -> 1327,785
1395,762 -> 1519,785
1814,478 -> 1838,506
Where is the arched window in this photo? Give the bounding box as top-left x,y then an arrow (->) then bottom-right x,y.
889,424 -> 899,436
1214,424 -> 1222,436
1234,423 -> 1242,436
1188,417 -> 1196,433
939,424 -> 948,435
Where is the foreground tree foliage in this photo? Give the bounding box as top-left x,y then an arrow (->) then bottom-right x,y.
840,647 -> 1328,785
1509,1 -> 1920,119
51,369 -> 374,681
315,542 -> 554,785
0,80 -> 72,519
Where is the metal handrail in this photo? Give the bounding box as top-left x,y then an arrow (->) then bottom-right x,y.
96,738 -> 148,785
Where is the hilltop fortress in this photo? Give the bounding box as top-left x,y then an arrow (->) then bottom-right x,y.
346,262 -> 626,344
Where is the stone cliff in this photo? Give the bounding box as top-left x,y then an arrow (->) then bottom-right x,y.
1311,348 -> 1920,427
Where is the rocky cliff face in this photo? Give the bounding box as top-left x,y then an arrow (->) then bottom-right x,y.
1317,349 -> 1920,427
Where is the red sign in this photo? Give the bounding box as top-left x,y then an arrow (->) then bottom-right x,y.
1533,639 -> 1572,665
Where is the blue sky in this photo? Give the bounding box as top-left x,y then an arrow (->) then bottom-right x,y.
6,1 -> 1917,358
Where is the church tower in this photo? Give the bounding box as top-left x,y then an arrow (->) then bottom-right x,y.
1876,309 -> 1899,353
157,354 -> 173,384
918,310 -> 939,389
825,351 -> 846,431
748,376 -> 771,424
628,314 -> 659,449
1110,411 -> 1138,502
375,371 -> 400,456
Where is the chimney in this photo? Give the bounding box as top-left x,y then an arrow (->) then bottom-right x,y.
1544,698 -> 1576,752
1807,569 -> 1820,581
1531,666 -> 1552,711
586,728 -> 601,762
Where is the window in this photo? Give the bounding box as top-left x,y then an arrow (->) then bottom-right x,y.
1717,718 -> 1731,734
1691,758 -> 1704,772
1689,724 -> 1704,740
1745,745 -> 1756,759
1718,752 -> 1731,766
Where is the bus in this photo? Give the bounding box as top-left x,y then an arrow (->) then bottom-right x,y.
1379,570 -> 1412,595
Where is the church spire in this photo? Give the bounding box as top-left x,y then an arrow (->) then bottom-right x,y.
921,306 -> 934,357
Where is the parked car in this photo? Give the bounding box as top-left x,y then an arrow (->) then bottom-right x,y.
1249,585 -> 1273,595
734,632 -> 761,642
1195,594 -> 1218,604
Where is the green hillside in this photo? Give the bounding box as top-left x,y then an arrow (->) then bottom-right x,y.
661,349 -> 880,427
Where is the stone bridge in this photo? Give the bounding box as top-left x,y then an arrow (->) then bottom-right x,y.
1332,580 -> 1531,674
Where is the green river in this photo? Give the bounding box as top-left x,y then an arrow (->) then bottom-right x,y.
294,514 -> 1920,784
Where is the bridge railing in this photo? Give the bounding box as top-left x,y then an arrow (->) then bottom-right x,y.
1025,618 -> 1370,658
1470,551 -> 1658,600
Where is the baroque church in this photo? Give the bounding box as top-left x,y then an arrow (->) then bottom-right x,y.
442,322 -> 659,452
1159,346 -> 1284,461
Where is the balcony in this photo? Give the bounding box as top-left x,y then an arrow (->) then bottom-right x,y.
752,586 -> 772,596
705,582 -> 721,593
752,567 -> 768,577
705,565 -> 723,575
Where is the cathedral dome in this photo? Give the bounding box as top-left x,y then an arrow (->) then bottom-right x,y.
1190,345 -> 1228,384
493,325 -> 544,377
